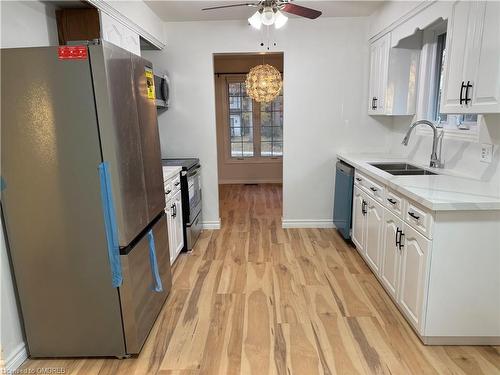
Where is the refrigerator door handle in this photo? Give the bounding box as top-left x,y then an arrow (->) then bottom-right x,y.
147,230 -> 163,292
98,162 -> 123,288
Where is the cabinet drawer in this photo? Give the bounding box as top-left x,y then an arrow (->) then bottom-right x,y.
355,171 -> 385,204
385,190 -> 405,218
164,181 -> 173,199
171,175 -> 181,194
405,201 -> 433,239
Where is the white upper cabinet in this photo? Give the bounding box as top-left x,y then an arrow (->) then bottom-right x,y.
368,32 -> 420,116
100,12 -> 141,56
441,1 -> 500,113
368,33 -> 390,115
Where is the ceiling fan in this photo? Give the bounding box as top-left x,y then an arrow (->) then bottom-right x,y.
201,1 -> 322,29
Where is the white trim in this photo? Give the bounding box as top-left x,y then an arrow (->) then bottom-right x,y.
369,0 -> 436,43
218,179 -> 282,185
202,220 -> 221,230
3,343 -> 28,374
281,219 -> 335,229
86,0 -> 166,50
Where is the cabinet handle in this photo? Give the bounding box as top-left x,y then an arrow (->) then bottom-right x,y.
165,189 -> 171,195
361,200 -> 367,215
459,81 -> 465,105
373,97 -> 378,110
355,177 -> 362,182
387,198 -> 396,205
399,232 -> 405,250
370,187 -> 378,192
174,181 -> 180,186
465,81 -> 472,105
395,227 -> 400,247
408,211 -> 420,220
171,204 -> 176,218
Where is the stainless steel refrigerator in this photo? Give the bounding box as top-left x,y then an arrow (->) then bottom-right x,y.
1,41 -> 172,357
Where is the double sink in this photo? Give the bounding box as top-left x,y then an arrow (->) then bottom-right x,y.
370,163 -> 437,176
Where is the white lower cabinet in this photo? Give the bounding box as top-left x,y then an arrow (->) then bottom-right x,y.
364,198 -> 384,273
350,169 -> 500,344
172,190 -> 184,260
165,190 -> 184,265
352,186 -> 366,254
398,224 -> 430,331
353,174 -> 430,335
381,211 -> 403,300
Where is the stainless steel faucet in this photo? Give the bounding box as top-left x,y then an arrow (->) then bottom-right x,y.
401,119 -> 443,168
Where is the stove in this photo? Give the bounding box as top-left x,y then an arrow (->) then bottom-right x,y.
162,158 -> 199,171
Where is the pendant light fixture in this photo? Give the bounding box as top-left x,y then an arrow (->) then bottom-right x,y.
245,63 -> 282,103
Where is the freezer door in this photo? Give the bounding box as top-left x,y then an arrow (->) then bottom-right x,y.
119,214 -> 172,354
89,42 -> 149,246
132,55 -> 165,222
1,46 -> 126,357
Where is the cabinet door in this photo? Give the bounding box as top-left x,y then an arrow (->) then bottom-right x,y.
441,1 -> 470,113
364,198 -> 384,274
165,200 -> 176,265
173,190 -> 184,262
381,211 -> 402,300
470,1 -> 500,113
398,224 -> 431,332
352,186 -> 366,254
375,33 -> 390,115
368,42 -> 380,114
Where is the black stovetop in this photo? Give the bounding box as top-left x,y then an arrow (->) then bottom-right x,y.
162,158 -> 199,171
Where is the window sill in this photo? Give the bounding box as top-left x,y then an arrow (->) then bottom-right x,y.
224,156 -> 283,164
416,126 -> 479,143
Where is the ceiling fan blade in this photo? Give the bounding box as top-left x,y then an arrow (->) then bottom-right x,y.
281,3 -> 322,19
201,3 -> 258,11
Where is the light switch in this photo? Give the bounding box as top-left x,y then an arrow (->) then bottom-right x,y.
480,143 -> 493,163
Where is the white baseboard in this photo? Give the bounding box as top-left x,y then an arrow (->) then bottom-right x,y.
202,219 -> 221,230
4,342 -> 28,373
218,179 -> 282,184
281,219 -> 335,229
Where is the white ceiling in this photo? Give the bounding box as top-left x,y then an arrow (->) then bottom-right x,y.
145,1 -> 384,22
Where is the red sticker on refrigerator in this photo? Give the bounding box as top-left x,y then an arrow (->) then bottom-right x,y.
58,46 -> 88,60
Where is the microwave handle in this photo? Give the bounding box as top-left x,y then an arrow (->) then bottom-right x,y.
161,76 -> 168,101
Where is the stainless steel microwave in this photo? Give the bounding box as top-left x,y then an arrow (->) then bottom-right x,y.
153,70 -> 170,109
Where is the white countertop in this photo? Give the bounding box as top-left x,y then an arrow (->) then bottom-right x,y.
338,153 -> 500,211
162,166 -> 182,182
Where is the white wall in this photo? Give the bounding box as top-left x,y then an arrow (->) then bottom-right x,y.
143,18 -> 394,227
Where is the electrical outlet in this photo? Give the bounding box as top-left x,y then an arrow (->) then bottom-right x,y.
480,143 -> 493,163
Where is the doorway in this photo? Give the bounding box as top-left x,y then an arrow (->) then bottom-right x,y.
213,53 -> 284,229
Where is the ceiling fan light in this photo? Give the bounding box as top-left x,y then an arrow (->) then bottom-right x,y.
261,7 -> 275,26
248,10 -> 262,29
274,10 -> 288,29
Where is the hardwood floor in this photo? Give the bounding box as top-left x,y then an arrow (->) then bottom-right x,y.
20,184 -> 500,374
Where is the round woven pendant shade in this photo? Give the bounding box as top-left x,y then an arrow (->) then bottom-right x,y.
245,64 -> 282,103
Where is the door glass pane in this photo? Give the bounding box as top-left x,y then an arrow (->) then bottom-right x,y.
261,141 -> 272,156
260,92 -> 283,157
242,142 -> 254,157
228,81 -> 254,158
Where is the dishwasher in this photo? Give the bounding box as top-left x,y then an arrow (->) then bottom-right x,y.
333,160 -> 354,240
